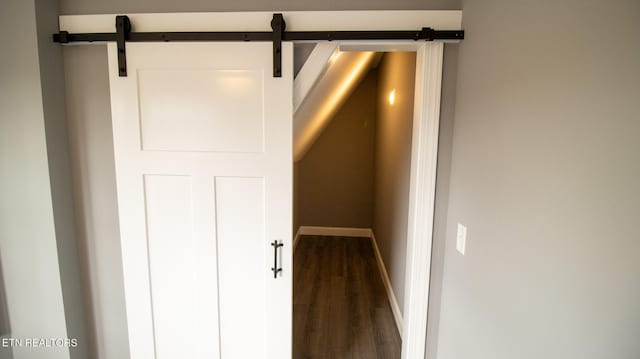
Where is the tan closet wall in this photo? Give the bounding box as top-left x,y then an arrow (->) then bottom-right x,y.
295,71 -> 378,229
371,52 -> 416,314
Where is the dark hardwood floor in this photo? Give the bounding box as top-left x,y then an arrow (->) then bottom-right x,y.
293,235 -> 401,359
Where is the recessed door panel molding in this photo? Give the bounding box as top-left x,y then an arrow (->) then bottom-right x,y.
108,42 -> 292,359
215,176 -> 266,358
143,175 -> 219,358
137,69 -> 265,153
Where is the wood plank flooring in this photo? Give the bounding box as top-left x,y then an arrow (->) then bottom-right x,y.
293,235 -> 401,359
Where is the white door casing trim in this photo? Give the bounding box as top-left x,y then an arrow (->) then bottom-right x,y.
401,41 -> 444,359
64,11 -> 450,359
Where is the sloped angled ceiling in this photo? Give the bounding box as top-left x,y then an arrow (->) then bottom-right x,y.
293,51 -> 380,162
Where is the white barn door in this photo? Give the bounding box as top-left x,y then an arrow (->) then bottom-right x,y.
107,42 -> 292,359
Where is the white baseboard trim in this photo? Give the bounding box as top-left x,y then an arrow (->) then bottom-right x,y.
368,229 -> 404,338
294,226 -> 370,252
293,225 -> 403,337
298,225 -> 372,238
293,226 -> 303,252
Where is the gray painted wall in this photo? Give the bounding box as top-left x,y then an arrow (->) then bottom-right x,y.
297,71 -> 377,229
34,0 -> 88,357
63,45 -> 130,359
294,44 -> 316,78
0,266 -> 11,359
21,0 -> 640,358
372,52 -> 416,315
0,0 -> 86,358
436,1 -> 640,358
59,0 -> 460,15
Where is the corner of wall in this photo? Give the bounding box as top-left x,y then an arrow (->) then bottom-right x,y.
35,1 -> 89,357
424,43 -> 459,359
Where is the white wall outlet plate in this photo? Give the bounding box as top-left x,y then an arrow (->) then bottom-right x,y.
456,223 -> 467,255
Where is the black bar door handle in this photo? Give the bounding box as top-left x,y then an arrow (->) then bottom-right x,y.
271,240 -> 284,278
